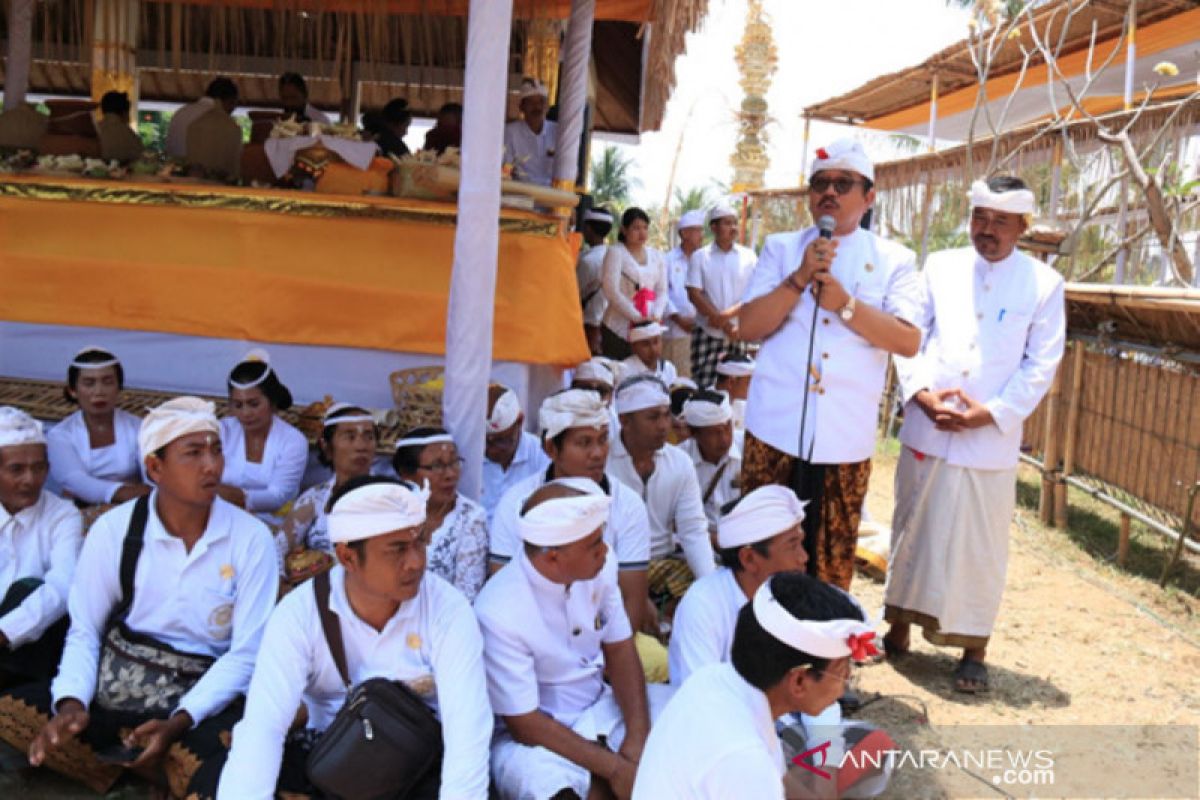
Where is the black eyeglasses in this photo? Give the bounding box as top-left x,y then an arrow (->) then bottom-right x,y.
417,457 -> 464,473
809,176 -> 868,196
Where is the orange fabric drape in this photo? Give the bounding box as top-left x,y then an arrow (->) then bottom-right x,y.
0,177 -> 589,367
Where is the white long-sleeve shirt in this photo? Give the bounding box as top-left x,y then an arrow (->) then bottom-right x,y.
503,118 -> 558,186
686,241 -> 758,339
606,434 -> 715,578
664,246 -> 698,340
218,416 -> 308,514
51,494 -> 277,725
0,491 -> 81,648
678,438 -> 741,531
577,244 -> 610,327
895,246 -> 1066,470
601,243 -> 669,339
480,431 -> 550,525
45,409 -> 142,505
633,663 -> 785,800
217,567 -> 492,800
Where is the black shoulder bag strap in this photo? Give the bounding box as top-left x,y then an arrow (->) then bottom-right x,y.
313,570 -> 351,688
108,494 -> 150,626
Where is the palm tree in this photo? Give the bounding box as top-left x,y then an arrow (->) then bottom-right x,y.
590,145 -> 640,208
671,185 -> 711,217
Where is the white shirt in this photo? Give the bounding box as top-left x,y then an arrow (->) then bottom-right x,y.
503,118 -> 559,186
288,476 -> 336,556
742,227 -> 923,463
617,354 -> 678,387
488,468 -> 651,572
218,416 -> 308,515
687,242 -> 758,339
217,567 -> 491,800
607,434 -> 714,577
165,97 -> 216,159
679,437 -> 741,530
51,494 -> 278,725
664,246 -> 698,339
895,246 -> 1066,470
633,663 -> 784,800
668,568 -> 744,686
46,409 -> 142,505
480,430 -> 550,524
601,243 -> 670,339
577,244 -> 610,327
475,550 -> 632,725
304,103 -> 332,124
0,491 -> 81,648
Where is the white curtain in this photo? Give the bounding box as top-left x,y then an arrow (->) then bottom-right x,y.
444,0 -> 515,499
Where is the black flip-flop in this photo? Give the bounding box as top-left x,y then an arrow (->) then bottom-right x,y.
954,659 -> 989,693
880,635 -> 910,661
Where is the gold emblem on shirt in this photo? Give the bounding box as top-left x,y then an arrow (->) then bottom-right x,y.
594,612 -> 606,631
219,564 -> 235,581
209,603 -> 234,629
407,633 -> 422,650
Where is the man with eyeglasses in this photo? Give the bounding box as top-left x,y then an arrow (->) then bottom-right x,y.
480,384 -> 548,526
738,139 -> 924,594
884,177 -> 1065,693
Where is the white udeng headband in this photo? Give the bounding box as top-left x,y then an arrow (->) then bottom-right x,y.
519,493 -> 611,547
395,432 -> 454,450
968,179 -> 1036,216
751,579 -> 877,660
487,389 -> 522,433
70,345 -> 119,370
229,348 -> 273,390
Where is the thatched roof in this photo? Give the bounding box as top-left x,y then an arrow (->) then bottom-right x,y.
1067,283 -> 1200,356
0,0 -> 708,134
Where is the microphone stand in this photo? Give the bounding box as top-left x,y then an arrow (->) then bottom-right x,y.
797,274 -> 823,463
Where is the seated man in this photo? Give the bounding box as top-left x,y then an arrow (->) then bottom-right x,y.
0,408 -> 81,690
607,376 -> 714,616
503,78 -> 556,187
571,357 -> 620,441
476,481 -> 671,799
480,383 -> 549,525
217,477 -> 491,799
0,398 -> 277,798
618,322 -> 678,387
713,352 -> 754,451
186,93 -> 243,182
677,390 -> 742,536
166,77 -> 239,160
634,573 -> 877,799
488,389 -> 651,635
95,91 -> 144,163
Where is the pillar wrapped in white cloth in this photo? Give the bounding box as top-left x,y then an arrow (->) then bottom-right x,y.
883,447 -> 1016,648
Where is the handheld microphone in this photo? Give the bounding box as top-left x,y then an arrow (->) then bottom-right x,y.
817,215 -> 836,240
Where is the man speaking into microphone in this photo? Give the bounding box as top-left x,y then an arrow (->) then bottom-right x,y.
737,139 -> 923,593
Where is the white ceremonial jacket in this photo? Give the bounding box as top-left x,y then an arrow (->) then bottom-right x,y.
679,437 -> 741,530
0,491 -> 81,647
51,494 -> 277,725
475,551 -> 632,727
606,434 -> 715,577
46,409 -> 142,505
480,431 -> 550,524
895,246 -> 1066,470
218,416 -> 308,515
632,663 -> 785,800
503,118 -> 558,187
664,246 -> 698,339
742,227 -> 923,463
217,567 -> 491,799
687,241 -> 758,339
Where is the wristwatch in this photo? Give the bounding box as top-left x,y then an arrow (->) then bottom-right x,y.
838,296 -> 856,322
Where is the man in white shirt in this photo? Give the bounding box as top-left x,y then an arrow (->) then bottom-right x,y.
677,391 -> 741,536
476,480 -> 670,799
217,477 -> 492,798
165,77 -> 239,160
5,398 -> 277,798
0,408 -> 81,689
686,203 -> 757,388
738,139 -> 923,592
663,210 -> 703,378
481,384 -> 549,524
634,572 -> 875,800
618,321 -> 678,387
571,357 -> 620,442
577,207 -> 614,354
608,375 -> 713,614
503,77 -> 557,187
884,177 -> 1066,693
714,352 -> 754,454
488,389 -> 652,636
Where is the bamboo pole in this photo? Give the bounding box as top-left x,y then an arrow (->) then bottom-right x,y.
1055,341 -> 1086,528
1039,355 -> 1064,525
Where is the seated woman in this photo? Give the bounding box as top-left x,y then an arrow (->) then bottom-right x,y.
277,403 -> 376,582
216,350 -> 308,524
45,346 -> 148,507
392,427 -> 488,603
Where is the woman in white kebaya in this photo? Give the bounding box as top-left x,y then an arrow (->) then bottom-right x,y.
216,350 -> 307,524
46,346 -> 148,506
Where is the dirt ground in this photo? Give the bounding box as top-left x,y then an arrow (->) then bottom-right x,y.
4,451 -> 1199,798
848,454 -> 1200,799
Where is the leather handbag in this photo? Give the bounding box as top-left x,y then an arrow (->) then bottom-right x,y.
305,570 -> 443,800
94,495 -> 216,714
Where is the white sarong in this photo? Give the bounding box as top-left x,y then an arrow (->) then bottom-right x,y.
883,446 -> 1016,648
